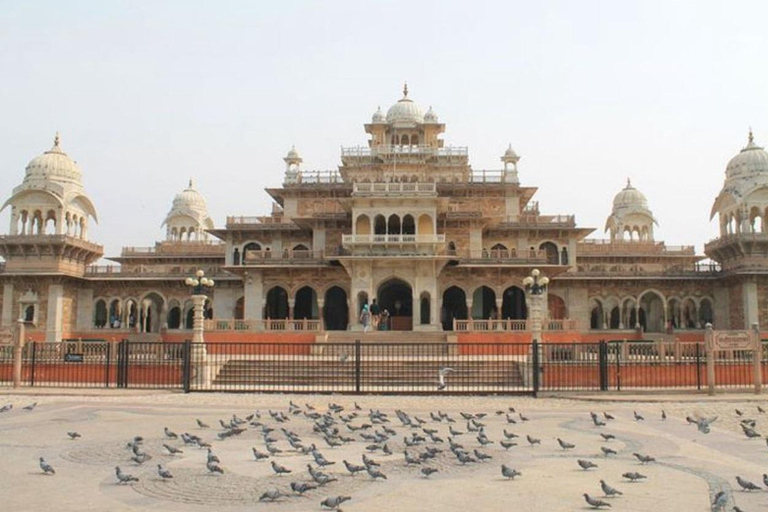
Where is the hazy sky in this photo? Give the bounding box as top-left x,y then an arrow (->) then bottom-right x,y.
1,1 -> 767,258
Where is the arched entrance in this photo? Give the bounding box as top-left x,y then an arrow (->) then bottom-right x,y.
639,292 -> 665,333
548,294 -> 566,320
442,286 -> 467,331
378,279 -> 413,330
324,286 -> 348,331
265,286 -> 289,319
501,286 -> 526,320
140,293 -> 165,333
294,286 -> 318,320
472,286 -> 496,320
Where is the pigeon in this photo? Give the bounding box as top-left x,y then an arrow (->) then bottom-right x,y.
759,405 -> 766,414
577,459 -> 598,470
603,412 -> 615,420
164,427 -> 178,439
600,433 -> 616,441
741,425 -> 761,439
711,491 -> 727,511
437,367 -> 454,391
131,453 -> 151,465
23,402 -> 37,411
366,465 -> 387,480
321,496 -> 351,510
163,444 -> 183,455
196,419 -> 210,429
206,449 -> 220,464
0,404 -> 11,413
362,454 -> 380,467
696,416 -> 718,434
343,460 -> 366,475
115,466 -> 138,484
600,446 -> 617,456
404,451 -> 421,465
206,460 -> 224,474
661,410 -> 667,421
600,480 -> 623,497
633,411 -> 644,421
763,473 -> 768,488
501,464 -> 521,479
290,481 -> 316,495
583,493 -> 611,508
39,457 -> 55,475
526,435 -> 541,446
735,409 -> 744,417
157,464 -> 173,480
473,449 -> 492,461
557,438 -> 575,450
622,472 -> 647,482
252,447 -> 269,460
500,440 -> 517,450
519,413 -> 530,422
421,467 -> 438,478
271,461 -> 292,475
633,453 -> 655,464
736,476 -> 761,491
67,432 -> 81,440
259,489 -> 284,502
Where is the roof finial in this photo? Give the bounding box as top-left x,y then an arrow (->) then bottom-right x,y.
626,177 -> 632,188
403,82 -> 408,98
188,178 -> 194,189
54,131 -> 60,147
749,127 -> 754,144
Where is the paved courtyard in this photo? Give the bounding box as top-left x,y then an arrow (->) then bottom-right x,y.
0,389 -> 766,511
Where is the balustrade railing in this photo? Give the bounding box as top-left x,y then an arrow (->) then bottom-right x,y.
342,234 -> 446,245
452,318 -> 578,332
203,318 -> 324,332
353,182 -> 437,195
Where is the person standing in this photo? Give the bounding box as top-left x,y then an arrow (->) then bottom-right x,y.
360,304 -> 371,333
370,299 -> 381,330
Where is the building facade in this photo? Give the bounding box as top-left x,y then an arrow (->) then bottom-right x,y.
0,87 -> 763,343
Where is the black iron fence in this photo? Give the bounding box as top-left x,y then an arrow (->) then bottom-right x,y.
1,339 -> 767,394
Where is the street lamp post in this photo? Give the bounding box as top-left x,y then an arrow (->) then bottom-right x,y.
185,269 -> 214,386
523,269 -> 549,394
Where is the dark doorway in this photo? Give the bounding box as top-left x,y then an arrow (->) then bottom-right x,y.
324,286 -> 349,331
294,286 -> 318,319
442,286 -> 467,331
501,286 -> 526,320
265,286 -> 289,319
378,279 -> 413,330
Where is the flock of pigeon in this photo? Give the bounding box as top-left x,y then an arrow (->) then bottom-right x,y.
2,399 -> 768,510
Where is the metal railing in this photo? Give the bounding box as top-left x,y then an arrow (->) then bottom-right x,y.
3,340 -> 767,394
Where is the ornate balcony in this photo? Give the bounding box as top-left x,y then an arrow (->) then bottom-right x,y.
352,182 -> 437,196
342,234 -> 445,245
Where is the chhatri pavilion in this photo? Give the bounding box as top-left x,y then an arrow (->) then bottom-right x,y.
0,86 -> 764,345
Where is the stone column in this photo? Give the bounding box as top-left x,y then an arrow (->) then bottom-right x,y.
46,284 -> 64,342
191,294 -> 209,387
2,284 -> 14,327
317,299 -> 325,330
413,292 -> 421,327
244,271 -> 264,330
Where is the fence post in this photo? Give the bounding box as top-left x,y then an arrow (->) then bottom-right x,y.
105,342 -> 111,388
532,339 -> 540,397
29,341 -> 37,387
12,319 -> 25,388
182,340 -> 192,393
598,340 -> 608,391
695,342 -> 702,391
615,341 -> 621,391
705,324 -> 715,396
354,340 -> 361,393
751,323 -> 761,395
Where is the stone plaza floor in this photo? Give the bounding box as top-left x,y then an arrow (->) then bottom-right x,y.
0,389 -> 766,511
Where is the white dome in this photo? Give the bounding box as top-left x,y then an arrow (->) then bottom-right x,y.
725,131 -> 768,180
285,145 -> 301,161
24,133 -> 82,185
503,144 -> 520,161
386,84 -> 424,125
163,179 -> 212,228
424,106 -> 438,123
371,106 -> 385,123
612,179 -> 649,210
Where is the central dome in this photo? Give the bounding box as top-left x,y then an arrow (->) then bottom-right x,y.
164,180 -> 210,225
386,84 -> 424,125
24,133 -> 82,185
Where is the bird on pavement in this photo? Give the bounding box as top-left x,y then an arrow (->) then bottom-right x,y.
366,465 -> 387,480
600,480 -> 623,497
321,496 -> 351,510
290,481 -> 317,495
557,438 -> 575,450
39,457 -> 55,475
583,493 -> 611,508
661,410 -> 667,420
600,446 -> 617,456
578,459 -> 598,470
603,412 -> 615,421
23,402 -> 37,411
259,489 -> 284,502
343,460 -> 366,475
622,472 -> 647,482
735,476 -> 761,491
196,419 -> 209,429
67,432 -> 81,440
500,440 -> 517,450
526,435 -> 541,446
711,491 -> 727,511
163,444 -> 183,455
421,467 -> 438,478
501,464 -> 521,479
157,464 -> 173,480
633,453 -> 655,464
633,411 -> 644,421
206,460 -> 224,474
164,427 -> 178,439
271,461 -> 292,475
115,466 -> 138,484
